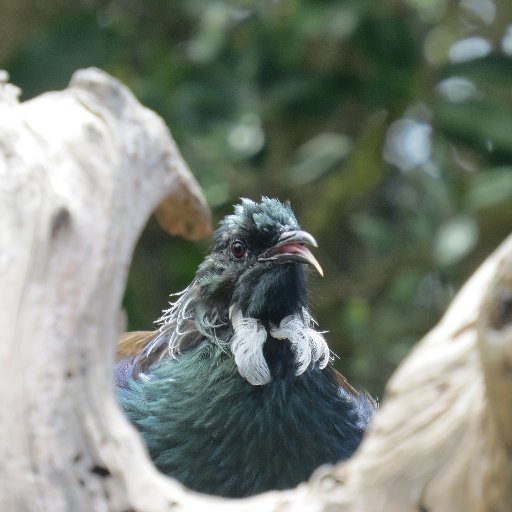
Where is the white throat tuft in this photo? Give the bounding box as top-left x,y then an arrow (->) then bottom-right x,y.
270,309 -> 330,375
229,306 -> 331,385
229,307 -> 271,385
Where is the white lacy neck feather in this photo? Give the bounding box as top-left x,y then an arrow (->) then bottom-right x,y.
229,306 -> 331,385
154,288 -> 331,386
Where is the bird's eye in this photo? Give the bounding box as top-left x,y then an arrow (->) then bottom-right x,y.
230,240 -> 247,259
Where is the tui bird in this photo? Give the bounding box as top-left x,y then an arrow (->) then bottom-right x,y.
116,197 -> 374,498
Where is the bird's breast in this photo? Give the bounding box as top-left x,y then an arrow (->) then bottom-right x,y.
118,341 -> 368,498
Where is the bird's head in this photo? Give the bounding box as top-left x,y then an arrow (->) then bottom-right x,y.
196,197 -> 322,325
158,197 -> 329,385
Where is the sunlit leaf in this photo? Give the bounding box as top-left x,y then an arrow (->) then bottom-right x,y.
434,215 -> 479,266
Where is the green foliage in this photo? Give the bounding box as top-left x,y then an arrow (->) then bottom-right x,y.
4,0 -> 512,396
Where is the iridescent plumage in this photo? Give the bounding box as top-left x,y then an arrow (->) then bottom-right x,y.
117,197 -> 374,497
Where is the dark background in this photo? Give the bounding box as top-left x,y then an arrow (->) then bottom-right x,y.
4,0 -> 512,397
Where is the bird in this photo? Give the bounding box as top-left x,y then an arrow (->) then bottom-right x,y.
116,197 -> 374,498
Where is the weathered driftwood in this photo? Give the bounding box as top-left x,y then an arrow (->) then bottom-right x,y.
335,235 -> 512,512
0,68 -> 511,512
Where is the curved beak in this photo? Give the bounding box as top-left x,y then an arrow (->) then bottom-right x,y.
258,230 -> 324,277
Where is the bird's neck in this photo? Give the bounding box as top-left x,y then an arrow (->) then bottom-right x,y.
156,263 -> 322,386
230,263 -> 308,325
161,263 -> 309,347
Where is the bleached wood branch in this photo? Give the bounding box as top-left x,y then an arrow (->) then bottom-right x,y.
336,235 -> 512,512
0,68 -> 510,512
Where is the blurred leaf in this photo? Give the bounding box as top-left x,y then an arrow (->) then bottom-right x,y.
349,212 -> 393,248
227,113 -> 265,159
436,99 -> 512,155
434,214 -> 479,266
186,3 -> 231,63
440,56 -> 512,92
7,11 -> 116,98
307,110 -> 388,233
286,132 -> 353,186
342,297 -> 371,336
466,167 -> 512,210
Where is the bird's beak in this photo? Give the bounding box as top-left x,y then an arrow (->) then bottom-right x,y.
258,230 -> 324,277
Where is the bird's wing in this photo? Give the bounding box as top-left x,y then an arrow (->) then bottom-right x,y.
328,366 -> 359,396
117,330 -> 157,358
115,321 -> 205,388
328,366 -> 377,427
115,330 -> 167,388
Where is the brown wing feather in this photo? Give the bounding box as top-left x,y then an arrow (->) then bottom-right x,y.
329,367 -> 378,412
327,366 -> 359,396
117,330 -> 156,358
117,329 -> 178,372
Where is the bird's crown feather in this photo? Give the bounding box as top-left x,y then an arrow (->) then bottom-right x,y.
217,197 -> 299,239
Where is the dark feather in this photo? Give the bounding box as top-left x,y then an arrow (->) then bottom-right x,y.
118,339 -> 374,497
